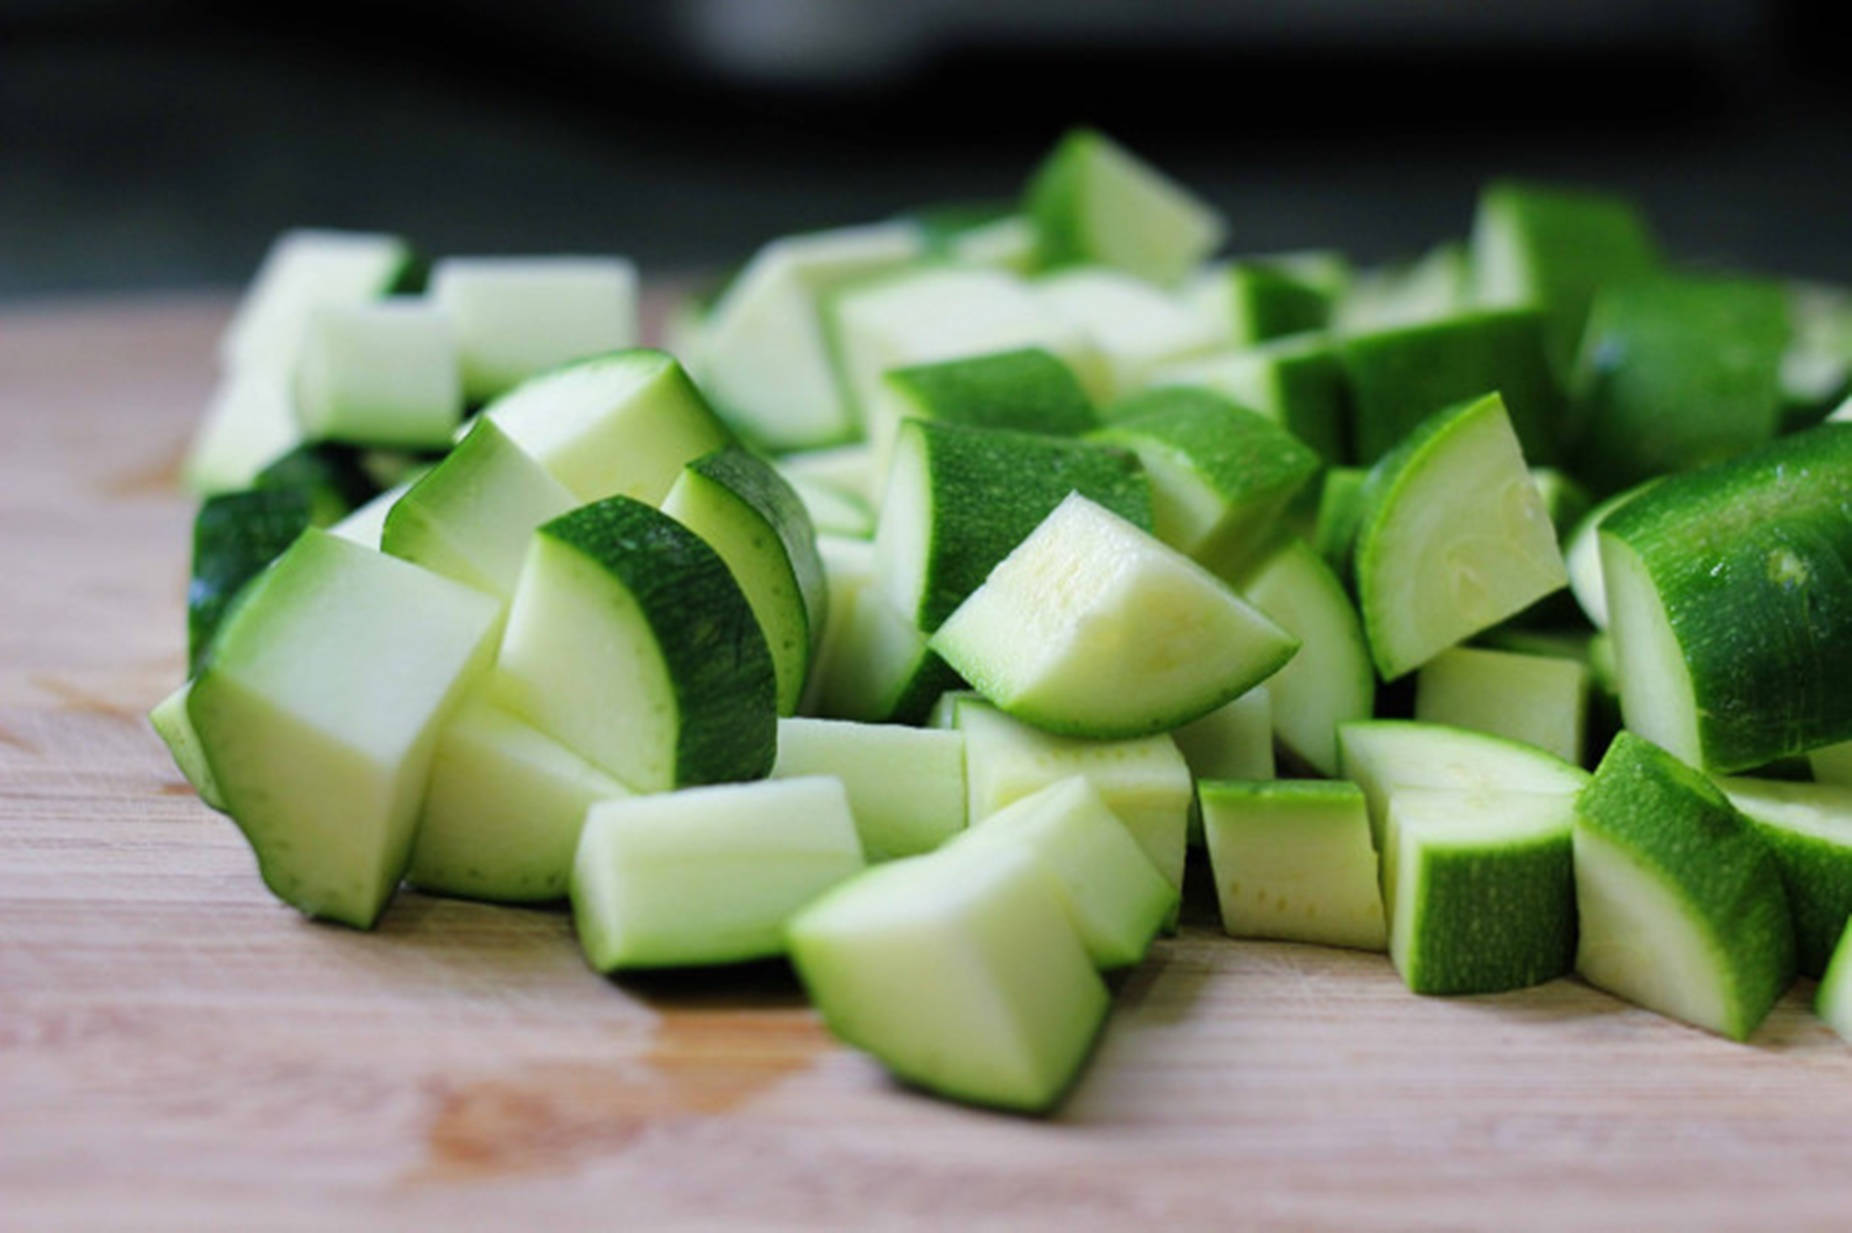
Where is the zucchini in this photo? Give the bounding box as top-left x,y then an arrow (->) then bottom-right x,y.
1818,918 -> 1852,1042
954,775 -> 1177,969
874,419 -> 1151,633
1200,779 -> 1385,951
187,488 -> 313,673
1338,305 -> 1565,465
786,476 -> 874,540
827,264 -> 1110,423
1025,127 -> 1226,286
770,717 -> 967,861
1152,333 -> 1350,464
1469,180 -> 1659,375
185,371 -> 303,496
662,446 -> 826,716
293,300 -> 462,449
1185,255 -> 1344,346
493,497 -> 777,792
1171,686 -> 1274,784
1032,267 -> 1224,397
809,585 -> 962,726
786,840 -> 1109,1115
572,777 -> 865,970
1091,385 -> 1320,576
1384,786 -> 1577,994
696,222 -> 924,450
409,697 -> 631,903
954,697 -> 1193,897
773,443 -> 877,508
931,494 -> 1298,740
1414,646 -> 1589,765
483,349 -> 732,505
381,418 -> 577,599
218,229 -> 417,375
430,255 -> 639,404
1336,719 -> 1590,856
866,346 -> 1097,501
1563,480 -> 1658,630
188,531 -> 502,928
148,683 -> 224,812
1571,273 -> 1789,494
1573,732 -> 1795,1041
1352,393 -> 1568,680
797,536 -> 876,718
327,480 -> 414,549
1714,776 -> 1852,978
1333,242 -> 1474,334
1231,538 -> 1374,776
1309,465 -> 1369,572
1598,424 -> 1852,771
252,442 -> 379,526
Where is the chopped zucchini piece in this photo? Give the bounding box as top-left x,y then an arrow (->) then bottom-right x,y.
572,777 -> 865,970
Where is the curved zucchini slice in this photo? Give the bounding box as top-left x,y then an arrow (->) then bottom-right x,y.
662,446 -> 826,715
1599,424 -> 1852,772
493,496 -> 777,792
1232,538 -> 1374,776
1353,392 -> 1567,680
874,419 -> 1151,633
1573,733 -> 1795,1041
1025,127 -> 1225,286
483,350 -> 731,505
381,418 -> 578,599
931,494 -> 1297,740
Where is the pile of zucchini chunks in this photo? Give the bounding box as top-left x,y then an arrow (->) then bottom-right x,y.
155,127 -> 1852,1115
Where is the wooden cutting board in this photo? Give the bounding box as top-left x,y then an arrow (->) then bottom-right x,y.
3,295 -> 1849,1233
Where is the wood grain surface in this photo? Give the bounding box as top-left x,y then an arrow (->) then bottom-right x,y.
3,295 -> 1851,1232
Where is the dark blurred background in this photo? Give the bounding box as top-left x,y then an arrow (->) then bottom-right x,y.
2,0 -> 1847,301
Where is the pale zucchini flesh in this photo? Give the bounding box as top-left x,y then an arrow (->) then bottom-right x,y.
1573,733 -> 1796,1041
188,530 -> 502,928
770,716 -> 967,861
786,841 -> 1109,1114
431,255 -> 639,403
572,777 -> 865,969
1353,392 -> 1568,680
1201,779 -> 1385,952
483,350 -> 731,505
410,698 -> 632,903
954,775 -> 1177,969
931,493 -> 1298,740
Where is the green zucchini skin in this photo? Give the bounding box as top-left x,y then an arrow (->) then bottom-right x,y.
1338,306 -> 1564,465
1570,273 -> 1789,495
187,488 -> 313,673
885,347 -> 1097,436
539,497 -> 778,787
884,420 -> 1153,632
1396,817 -> 1576,996
1717,777 -> 1852,979
1601,423 -> 1852,772
1470,179 -> 1660,376
253,442 -> 381,525
687,444 -> 828,641
1575,733 -> 1796,1040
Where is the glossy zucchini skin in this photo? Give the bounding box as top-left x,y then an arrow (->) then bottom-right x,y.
1601,423 -> 1852,773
